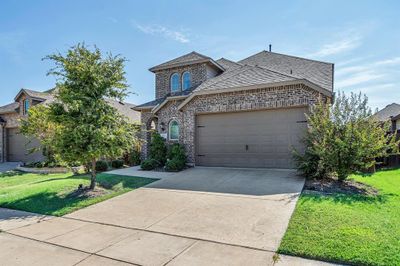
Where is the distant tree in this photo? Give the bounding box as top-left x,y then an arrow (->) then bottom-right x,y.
21,43 -> 139,189
295,92 -> 399,181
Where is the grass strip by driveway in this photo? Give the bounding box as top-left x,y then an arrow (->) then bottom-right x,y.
0,171 -> 157,216
278,168 -> 400,266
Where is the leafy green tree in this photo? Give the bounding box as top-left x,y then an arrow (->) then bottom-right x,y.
295,92 -> 399,181
21,43 -> 139,189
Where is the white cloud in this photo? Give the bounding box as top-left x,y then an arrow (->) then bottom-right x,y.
336,71 -> 384,88
135,23 -> 190,43
307,36 -> 361,58
107,17 -> 118,23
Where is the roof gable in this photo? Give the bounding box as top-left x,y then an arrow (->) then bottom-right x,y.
374,103 -> 400,121
239,51 -> 334,91
14,88 -> 52,102
149,51 -> 224,72
215,58 -> 242,71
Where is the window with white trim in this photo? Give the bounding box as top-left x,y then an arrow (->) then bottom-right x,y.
170,73 -> 181,92
169,120 -> 179,140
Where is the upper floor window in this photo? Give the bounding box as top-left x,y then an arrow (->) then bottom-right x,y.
170,73 -> 181,92
182,71 -> 191,90
23,99 -> 30,115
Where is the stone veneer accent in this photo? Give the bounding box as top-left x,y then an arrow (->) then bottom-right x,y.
141,83 -> 330,164
155,63 -> 208,99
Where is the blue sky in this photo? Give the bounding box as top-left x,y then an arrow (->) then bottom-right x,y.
1,0 -> 399,110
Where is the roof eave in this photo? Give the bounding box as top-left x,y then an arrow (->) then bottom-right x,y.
132,106 -> 155,111
151,95 -> 188,114
177,79 -> 333,111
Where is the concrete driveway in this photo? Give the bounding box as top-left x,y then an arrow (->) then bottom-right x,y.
0,167 -> 335,265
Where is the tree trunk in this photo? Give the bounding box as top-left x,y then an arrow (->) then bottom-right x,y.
89,159 -> 96,190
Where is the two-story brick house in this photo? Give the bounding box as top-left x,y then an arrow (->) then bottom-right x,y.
134,51 -> 334,168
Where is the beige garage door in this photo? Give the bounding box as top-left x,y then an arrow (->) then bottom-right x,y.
7,128 -> 44,163
195,107 -> 308,168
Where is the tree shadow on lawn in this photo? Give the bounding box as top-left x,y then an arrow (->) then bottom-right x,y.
301,190 -> 394,205
0,174 -> 157,216
31,173 -> 157,190
0,191 -> 93,215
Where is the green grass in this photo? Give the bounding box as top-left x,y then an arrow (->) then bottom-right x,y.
0,171 -> 157,216
278,168 -> 400,266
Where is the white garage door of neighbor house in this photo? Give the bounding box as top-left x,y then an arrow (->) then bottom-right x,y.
195,107 -> 308,168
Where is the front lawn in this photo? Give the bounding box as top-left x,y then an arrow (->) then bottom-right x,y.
0,171 -> 157,216
279,168 -> 400,266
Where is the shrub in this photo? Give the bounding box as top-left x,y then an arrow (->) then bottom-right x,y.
111,159 -> 124,169
129,150 -> 141,166
295,92 -> 399,181
165,143 -> 186,172
165,158 -> 185,172
141,158 -> 158,170
95,160 -> 109,172
149,132 -> 167,166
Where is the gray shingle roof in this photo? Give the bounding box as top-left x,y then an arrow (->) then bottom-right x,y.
374,103 -> 400,121
0,102 -> 19,114
193,65 -> 299,92
149,51 -> 224,72
106,99 -> 140,122
239,51 -> 334,91
135,98 -> 166,108
215,58 -> 242,71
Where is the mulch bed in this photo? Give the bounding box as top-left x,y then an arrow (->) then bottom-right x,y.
67,186 -> 109,198
304,178 -> 379,196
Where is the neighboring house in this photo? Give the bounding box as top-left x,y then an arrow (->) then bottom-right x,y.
374,103 -> 400,167
374,103 -> 400,132
0,88 -> 140,163
134,51 -> 334,168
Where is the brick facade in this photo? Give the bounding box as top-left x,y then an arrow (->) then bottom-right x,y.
155,63 -> 208,99
141,83 -> 330,164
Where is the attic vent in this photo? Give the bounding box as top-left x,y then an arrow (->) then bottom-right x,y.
290,69 -> 293,74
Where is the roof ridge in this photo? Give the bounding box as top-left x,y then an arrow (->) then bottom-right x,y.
190,51 -> 211,60
239,50 -> 334,65
216,57 -> 243,66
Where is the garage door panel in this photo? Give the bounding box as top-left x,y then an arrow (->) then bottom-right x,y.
7,128 -> 44,163
196,108 -> 307,168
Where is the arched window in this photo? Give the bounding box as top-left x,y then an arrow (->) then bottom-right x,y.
182,71 -> 191,90
169,120 -> 179,140
170,73 -> 181,92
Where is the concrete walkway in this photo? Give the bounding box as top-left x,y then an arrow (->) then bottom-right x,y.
0,167 -> 338,265
0,162 -> 21,173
